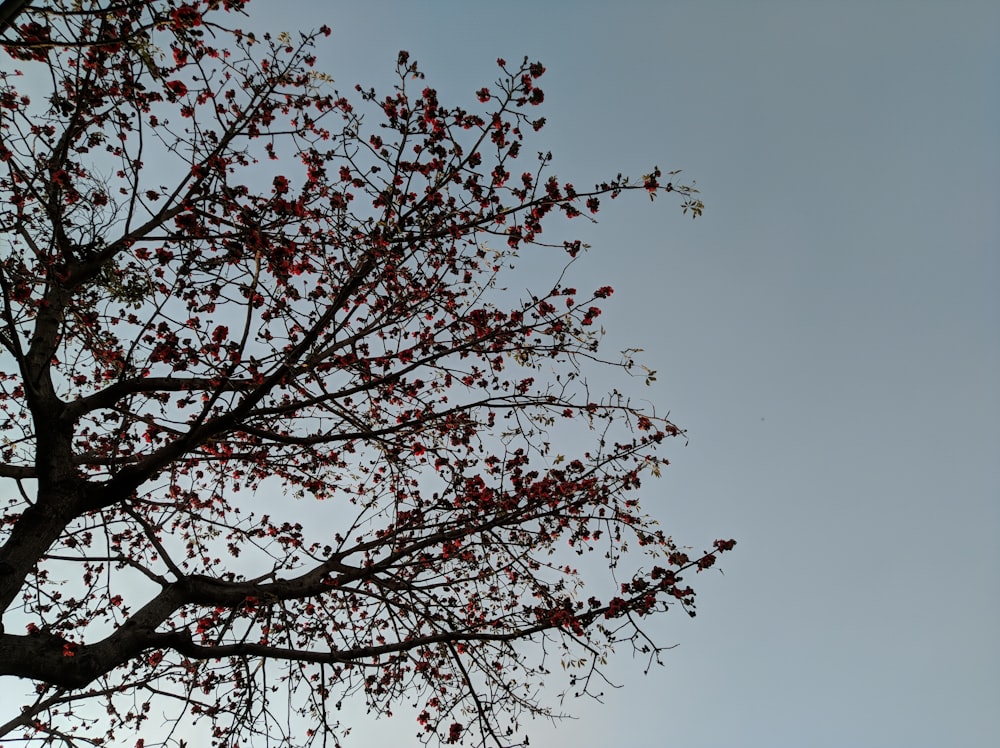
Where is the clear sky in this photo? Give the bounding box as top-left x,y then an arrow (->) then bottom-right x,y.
239,1 -> 997,745
5,1 -> 998,746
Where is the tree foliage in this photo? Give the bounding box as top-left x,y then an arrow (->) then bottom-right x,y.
0,1 -> 730,745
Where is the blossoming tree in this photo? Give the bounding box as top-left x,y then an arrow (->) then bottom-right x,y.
0,1 -> 730,745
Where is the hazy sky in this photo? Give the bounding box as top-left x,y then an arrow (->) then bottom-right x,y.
6,1 -> 998,746
247,1 -> 997,745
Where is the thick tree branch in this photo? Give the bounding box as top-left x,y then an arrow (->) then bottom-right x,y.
0,0 -> 31,34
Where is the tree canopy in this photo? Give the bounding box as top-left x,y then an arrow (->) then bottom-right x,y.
0,1 -> 729,745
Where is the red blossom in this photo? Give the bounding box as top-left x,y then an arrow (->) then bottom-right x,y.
50,169 -> 70,188
165,80 -> 188,97
170,4 -> 202,28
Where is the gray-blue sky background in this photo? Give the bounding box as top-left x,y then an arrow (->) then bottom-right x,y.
245,1 -> 997,745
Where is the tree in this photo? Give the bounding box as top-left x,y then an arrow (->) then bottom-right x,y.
0,1 -> 729,745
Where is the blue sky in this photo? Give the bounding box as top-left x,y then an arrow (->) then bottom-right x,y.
246,1 -> 997,745
3,1 -> 996,746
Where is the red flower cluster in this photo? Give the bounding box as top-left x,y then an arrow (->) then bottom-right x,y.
170,4 -> 202,28
166,80 -> 188,98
